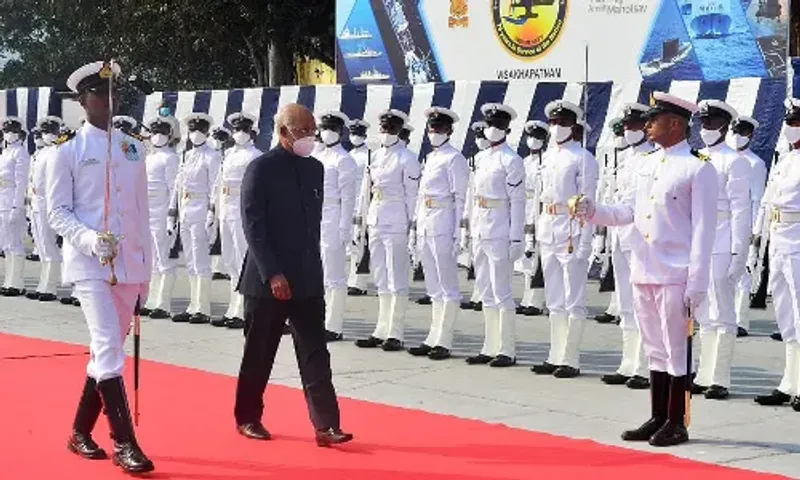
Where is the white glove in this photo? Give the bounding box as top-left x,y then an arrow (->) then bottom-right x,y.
575,242 -> 592,261
592,235 -> 605,257
91,231 -> 118,259
509,240 -> 524,262
451,237 -> 460,258
524,233 -> 536,258
746,244 -> 759,273
460,227 -> 470,251
684,290 -> 707,310
205,211 -> 216,239
727,253 -> 747,282
166,216 -> 177,236
573,195 -> 596,221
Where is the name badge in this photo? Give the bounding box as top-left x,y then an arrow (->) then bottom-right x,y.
80,157 -> 100,167
121,141 -> 140,162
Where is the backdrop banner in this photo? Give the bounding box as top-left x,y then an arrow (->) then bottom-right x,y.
335,0 -> 789,85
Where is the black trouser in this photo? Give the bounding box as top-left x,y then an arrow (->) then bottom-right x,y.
234,295 -> 340,430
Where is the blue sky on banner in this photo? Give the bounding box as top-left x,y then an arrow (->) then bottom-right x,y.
0,77 -> 786,168
138,77 -> 786,166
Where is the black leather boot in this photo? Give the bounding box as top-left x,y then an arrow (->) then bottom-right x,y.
622,371 -> 668,441
67,377 -> 107,459
97,377 -> 154,474
649,374 -> 690,447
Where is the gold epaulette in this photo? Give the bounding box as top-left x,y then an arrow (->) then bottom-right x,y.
691,149 -> 710,162
124,131 -> 146,142
54,130 -> 76,146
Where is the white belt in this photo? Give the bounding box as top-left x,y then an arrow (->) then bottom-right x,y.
475,196 -> 505,209
771,208 -> 800,224
717,210 -> 731,221
423,196 -> 454,209
543,203 -> 569,215
372,189 -> 402,203
148,190 -> 168,198
526,191 -> 535,200
182,191 -> 206,200
323,197 -> 341,204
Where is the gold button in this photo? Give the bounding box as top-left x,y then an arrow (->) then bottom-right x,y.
661,158 -> 665,163
650,195 -> 654,200
646,214 -> 652,219
645,233 -> 650,240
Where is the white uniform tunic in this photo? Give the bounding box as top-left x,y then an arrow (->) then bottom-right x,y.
695,143 -> 751,334
0,142 -> 31,256
217,143 -> 261,283
46,122 -> 151,381
757,149 -> 800,396
171,143 -> 221,277
347,144 -> 371,290
29,145 -> 61,262
590,141 -> 718,376
318,144 -> 358,288
466,142 -> 525,357
145,147 -> 179,274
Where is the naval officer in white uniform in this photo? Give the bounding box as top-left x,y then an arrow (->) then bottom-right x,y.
407,107 -> 469,360
573,92 -> 717,447
0,116 -> 31,297
47,61 -> 154,473
346,119 -> 372,296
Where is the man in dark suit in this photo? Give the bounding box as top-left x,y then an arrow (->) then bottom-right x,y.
234,103 -> 353,446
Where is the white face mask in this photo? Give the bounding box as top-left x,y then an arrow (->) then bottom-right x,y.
35,138 -> 45,148
292,136 -> 316,157
484,126 -> 506,143
320,130 -> 340,146
4,132 -> 19,144
476,138 -> 490,150
208,138 -> 221,150
428,133 -> 449,148
380,133 -> 399,147
784,125 -> 800,145
549,124 -> 572,143
614,136 -> 628,149
150,133 -> 169,148
350,135 -> 365,147
700,127 -> 723,146
42,133 -> 58,145
189,131 -> 207,146
526,137 -> 544,151
233,131 -> 251,145
726,132 -> 750,150
623,129 -> 645,145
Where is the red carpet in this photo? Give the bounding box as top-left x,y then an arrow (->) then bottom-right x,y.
0,333 -> 787,479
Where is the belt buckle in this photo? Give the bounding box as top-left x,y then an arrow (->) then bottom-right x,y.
374,189 -> 383,201
546,204 -> 555,215
223,186 -> 230,195
425,197 -> 434,208
183,191 -> 189,200
772,208 -> 781,223
477,196 -> 488,208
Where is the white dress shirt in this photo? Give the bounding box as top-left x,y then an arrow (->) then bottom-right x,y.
29,145 -> 57,214
414,142 -> 470,238
145,147 -> 179,228
0,142 -> 31,212
317,143 -> 358,244
700,142 -> 751,255
361,141 -> 421,234
216,143 -> 261,222
759,149 -> 800,254
172,143 -> 222,224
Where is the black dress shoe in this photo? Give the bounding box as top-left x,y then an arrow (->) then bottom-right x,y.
226,318 -> 245,329
428,346 -> 451,360
138,307 -> 152,317
755,389 -> 791,406
771,331 -> 783,341
515,305 -> 526,314
38,293 -> 58,302
415,295 -> 431,305
355,336 -> 383,348
190,313 -> 210,324
523,306 -> 543,316
97,377 -> 154,474
325,330 -> 343,342
315,427 -> 353,447
489,355 -> 516,367
211,316 -> 229,327
792,397 -> 800,412
647,374 -> 689,447
460,301 -> 476,310
622,371 -> 669,441
601,373 -> 630,385
381,338 -> 404,351
622,418 -> 665,441
472,302 -> 483,311
690,383 -> 708,395
237,423 -> 272,440
531,362 -> 559,375
25,291 -> 40,300
172,312 -> 192,323
626,375 -> 651,390
2,287 -> 25,297
347,287 -> 367,296
27,253 -> 40,261
595,313 -> 616,324
148,308 -> 171,319
212,272 -> 228,280
704,385 -> 729,400
408,344 -> 432,356
553,366 -> 580,378
72,298 -> 81,307
60,296 -> 74,305
466,354 -> 493,365
67,432 -> 107,460
649,421 -> 689,447
737,327 -> 748,337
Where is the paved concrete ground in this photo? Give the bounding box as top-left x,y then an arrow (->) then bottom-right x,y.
1,258 -> 798,478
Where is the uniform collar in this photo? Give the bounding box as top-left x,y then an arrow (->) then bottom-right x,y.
82,121 -> 113,137
555,139 -> 579,150
664,140 -> 690,153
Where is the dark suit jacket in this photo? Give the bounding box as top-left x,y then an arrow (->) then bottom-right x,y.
236,145 -> 325,300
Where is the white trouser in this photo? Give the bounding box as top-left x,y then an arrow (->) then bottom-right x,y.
74,280 -> 141,381
606,288 -> 620,316
322,242 -> 348,289
30,208 -> 60,262
540,241 -> 589,320
0,210 -> 25,255
633,283 -> 690,377
181,221 -> 211,278
612,247 -> 647,377
347,257 -> 369,290
368,228 -> 409,295
472,239 -> 515,310
324,287 -> 348,334
372,293 -> 408,341
769,250 -> 800,343
212,255 -> 224,274
150,226 -> 178,274
735,271 -> 752,330
221,218 -> 246,319
420,235 -> 461,303
424,299 -> 459,349
470,262 -> 488,303
697,253 -> 737,333
479,307 -> 516,358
